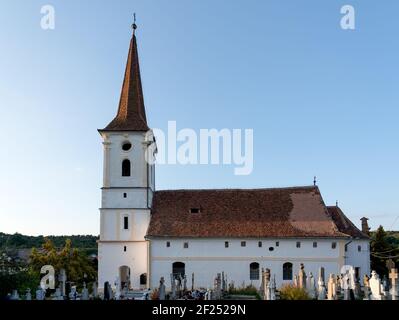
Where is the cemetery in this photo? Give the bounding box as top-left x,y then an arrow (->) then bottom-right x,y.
4,263 -> 399,301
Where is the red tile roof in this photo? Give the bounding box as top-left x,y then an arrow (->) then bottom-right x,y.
327,206 -> 369,239
100,34 -> 149,132
146,186 -> 365,239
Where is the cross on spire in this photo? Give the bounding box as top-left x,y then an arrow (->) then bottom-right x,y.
132,13 -> 137,34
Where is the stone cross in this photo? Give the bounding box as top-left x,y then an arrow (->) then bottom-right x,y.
159,277 -> 166,300
389,268 -> 398,300
327,274 -> 337,300
369,271 -> 383,300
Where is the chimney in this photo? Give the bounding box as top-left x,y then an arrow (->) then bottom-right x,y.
360,217 -> 370,235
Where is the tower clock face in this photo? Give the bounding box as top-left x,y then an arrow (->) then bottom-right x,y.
122,142 -> 132,151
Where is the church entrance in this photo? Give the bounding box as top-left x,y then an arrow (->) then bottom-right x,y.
119,265 -> 131,290
172,262 -> 185,279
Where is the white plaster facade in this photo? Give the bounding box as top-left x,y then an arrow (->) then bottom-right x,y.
98,132 -> 154,290
149,238 -> 370,290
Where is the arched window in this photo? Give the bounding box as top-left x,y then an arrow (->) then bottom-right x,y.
249,262 -> 260,280
283,262 -> 293,280
140,273 -> 147,286
172,262 -> 185,279
122,159 -> 131,176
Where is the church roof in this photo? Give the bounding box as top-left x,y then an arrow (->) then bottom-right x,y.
327,206 -> 368,239
100,32 -> 149,132
146,186 -> 368,239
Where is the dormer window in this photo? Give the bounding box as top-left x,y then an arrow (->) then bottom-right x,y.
190,208 -> 200,214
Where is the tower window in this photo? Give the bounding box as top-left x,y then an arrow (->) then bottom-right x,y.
313,242 -> 318,248
122,159 -> 131,176
123,193 -> 127,198
225,241 -> 229,248
183,242 -> 189,249
122,142 -> 132,151
166,241 -> 170,247
123,216 -> 129,230
276,241 -> 279,247
241,241 -> 246,247
296,241 -> 301,248
332,242 -> 337,249
258,241 -> 262,248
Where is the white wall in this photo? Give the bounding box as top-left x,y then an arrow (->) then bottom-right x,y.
149,238 -> 350,290
98,241 -> 148,290
344,239 -> 370,279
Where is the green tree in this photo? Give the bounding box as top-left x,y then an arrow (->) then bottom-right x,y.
30,238 -> 96,288
370,225 -> 399,276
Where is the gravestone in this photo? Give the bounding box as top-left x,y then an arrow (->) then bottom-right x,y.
25,288 -> 32,301
53,288 -> 63,300
69,286 -> 77,300
298,263 -> 307,289
58,268 -> 67,297
10,290 -> 20,300
369,271 -> 383,300
307,272 -> 316,299
389,268 -> 398,300
114,276 -> 121,300
159,277 -> 166,300
81,282 -> 89,300
35,286 -> 45,300
104,281 -> 111,300
183,274 -> 187,292
363,274 -> 370,300
317,275 -> 326,300
327,274 -> 337,300
342,272 -> 350,300
170,274 -> 176,300
92,281 -> 98,299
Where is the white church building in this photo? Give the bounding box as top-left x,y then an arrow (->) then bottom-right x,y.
97,27 -> 370,291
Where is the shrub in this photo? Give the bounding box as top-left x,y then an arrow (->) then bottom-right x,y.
279,284 -> 310,300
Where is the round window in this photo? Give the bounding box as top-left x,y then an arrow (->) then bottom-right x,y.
269,247 -> 274,252
122,142 -> 132,151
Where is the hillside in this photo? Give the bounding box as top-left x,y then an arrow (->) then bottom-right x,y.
0,232 -> 98,256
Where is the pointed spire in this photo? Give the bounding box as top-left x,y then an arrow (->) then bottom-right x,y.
100,20 -> 149,132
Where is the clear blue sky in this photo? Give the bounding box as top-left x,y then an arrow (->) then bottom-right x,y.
0,0 -> 398,235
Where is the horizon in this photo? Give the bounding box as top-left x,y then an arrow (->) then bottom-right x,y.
1,1 -> 399,235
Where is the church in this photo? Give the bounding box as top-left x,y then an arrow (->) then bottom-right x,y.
97,26 -> 370,292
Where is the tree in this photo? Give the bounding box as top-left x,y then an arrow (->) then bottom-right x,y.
30,238 -> 96,288
370,225 -> 399,276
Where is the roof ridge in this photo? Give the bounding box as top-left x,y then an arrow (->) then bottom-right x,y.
155,185 -> 318,193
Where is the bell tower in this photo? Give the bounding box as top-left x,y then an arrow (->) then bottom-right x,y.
97,21 -> 156,291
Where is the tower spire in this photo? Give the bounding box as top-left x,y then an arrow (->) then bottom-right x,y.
100,17 -> 149,132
